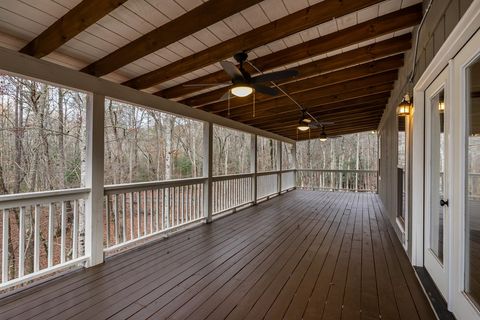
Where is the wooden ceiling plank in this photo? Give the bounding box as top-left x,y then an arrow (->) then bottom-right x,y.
160,33 -> 412,99
81,0 -> 263,76
186,53 -> 404,107
209,71 -> 398,117
123,0 -> 386,90
20,0 -> 128,58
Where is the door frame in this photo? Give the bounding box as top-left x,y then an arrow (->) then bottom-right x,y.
423,66 -> 451,299
411,0 -> 480,316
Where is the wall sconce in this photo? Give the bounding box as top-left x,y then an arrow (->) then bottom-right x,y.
397,94 -> 412,116
438,100 -> 445,112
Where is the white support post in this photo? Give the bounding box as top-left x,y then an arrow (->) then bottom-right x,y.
292,142 -> 297,189
251,134 -> 258,204
203,121 -> 213,223
85,93 -> 105,267
278,140 -> 282,194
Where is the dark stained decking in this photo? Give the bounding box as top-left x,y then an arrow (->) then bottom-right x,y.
0,191 -> 436,320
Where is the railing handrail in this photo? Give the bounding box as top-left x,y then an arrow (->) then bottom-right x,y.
257,170 -> 282,177
296,169 -> 377,173
104,177 -> 208,195
212,172 -> 254,182
0,187 -> 90,209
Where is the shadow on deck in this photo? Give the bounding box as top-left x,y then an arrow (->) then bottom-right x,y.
0,191 -> 435,320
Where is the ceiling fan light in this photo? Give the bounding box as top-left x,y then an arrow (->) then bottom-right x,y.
231,85 -> 253,97
319,137 -> 327,142
297,125 -> 310,131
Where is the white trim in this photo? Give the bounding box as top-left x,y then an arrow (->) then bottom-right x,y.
0,256 -> 88,290
411,1 -> 480,318
0,47 -> 293,144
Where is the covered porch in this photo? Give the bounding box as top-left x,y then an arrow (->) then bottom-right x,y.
0,191 -> 435,320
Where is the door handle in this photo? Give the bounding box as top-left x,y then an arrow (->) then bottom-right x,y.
440,199 -> 449,207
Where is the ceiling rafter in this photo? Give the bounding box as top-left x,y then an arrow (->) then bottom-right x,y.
186,54 -> 404,107
205,70 -> 398,117
122,0 -> 385,90
81,0 -> 263,77
221,82 -> 394,120
243,97 -> 390,127
161,34 -> 412,100
20,0 -> 128,58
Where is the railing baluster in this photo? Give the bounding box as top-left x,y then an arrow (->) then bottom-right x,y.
61,201 -> 66,264
122,194 -> 126,243
143,190 -> 147,236
34,204 -> 40,273
129,192 -> 134,240
136,192 -> 141,238
2,209 -> 9,283
114,194 -> 118,245
155,189 -> 159,231
105,196 -> 110,247
73,200 -> 78,259
48,203 -> 54,268
150,190 -> 154,234
18,206 -> 25,277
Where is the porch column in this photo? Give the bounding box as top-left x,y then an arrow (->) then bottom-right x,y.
85,93 -> 105,267
251,134 -> 258,204
203,121 -> 213,223
278,140 -> 282,194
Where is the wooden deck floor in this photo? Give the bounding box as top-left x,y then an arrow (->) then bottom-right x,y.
0,191 -> 436,320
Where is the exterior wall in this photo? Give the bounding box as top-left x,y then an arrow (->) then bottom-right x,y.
377,0 -> 473,258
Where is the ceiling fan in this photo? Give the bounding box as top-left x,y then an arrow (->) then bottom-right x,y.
185,51 -> 299,100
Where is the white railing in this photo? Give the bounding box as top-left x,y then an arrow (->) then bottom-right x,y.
212,173 -> 254,215
103,177 -> 206,252
468,173 -> 480,200
296,169 -> 377,192
281,170 -> 295,191
257,171 -> 280,200
0,188 -> 90,287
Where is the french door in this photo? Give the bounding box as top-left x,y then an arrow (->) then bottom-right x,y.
425,68 -> 450,298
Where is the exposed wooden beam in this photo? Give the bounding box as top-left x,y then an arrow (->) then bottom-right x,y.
293,124 -> 380,140
227,92 -> 390,124
160,34 -> 412,99
250,103 -> 387,129
258,109 -> 386,131
276,120 -> 382,138
223,82 -> 394,120
186,54 -> 404,107
209,71 -> 398,117
81,0 -> 263,77
20,0 -> 128,58
122,0 -> 385,90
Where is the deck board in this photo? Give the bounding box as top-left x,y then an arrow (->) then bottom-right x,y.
0,191 -> 436,320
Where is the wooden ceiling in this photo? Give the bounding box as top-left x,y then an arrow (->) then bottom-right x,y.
0,0 -> 423,140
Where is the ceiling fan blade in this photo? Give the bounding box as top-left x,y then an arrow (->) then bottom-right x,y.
251,69 -> 299,83
309,121 -> 335,128
252,84 -> 279,96
220,61 -> 243,80
182,83 -> 229,87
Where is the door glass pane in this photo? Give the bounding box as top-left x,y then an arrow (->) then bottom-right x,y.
430,89 -> 445,263
465,57 -> 480,306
